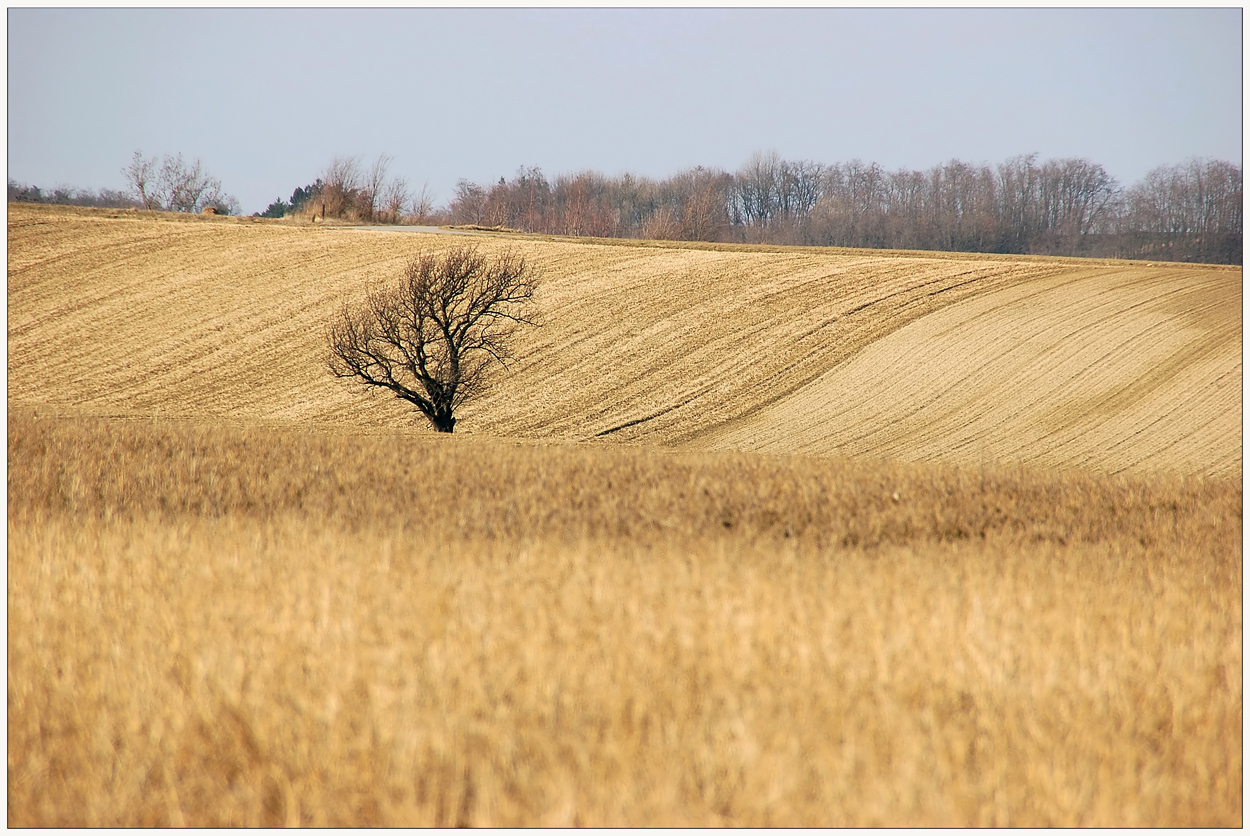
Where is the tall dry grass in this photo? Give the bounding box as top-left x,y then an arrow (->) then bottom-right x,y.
8,410 -> 1242,826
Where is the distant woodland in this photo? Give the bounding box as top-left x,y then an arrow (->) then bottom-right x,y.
441,154 -> 1242,265
10,152 -> 1241,264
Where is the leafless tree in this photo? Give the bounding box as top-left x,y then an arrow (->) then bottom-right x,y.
553,171 -> 619,238
640,204 -> 681,241
810,160 -> 890,248
776,158 -> 824,221
426,153 -> 1237,262
360,154 -> 394,222
318,155 -> 363,219
297,154 -> 414,223
926,159 -> 1000,253
449,180 -> 488,225
122,151 -> 232,213
408,182 -> 436,223
123,151 -> 159,209
160,154 -> 224,212
378,175 -> 410,224
732,150 -> 783,228
328,246 -> 540,433
1120,158 -> 1242,263
666,166 -> 733,242
996,153 -> 1042,252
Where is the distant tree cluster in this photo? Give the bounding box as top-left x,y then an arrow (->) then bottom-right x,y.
1114,158 -> 1243,264
14,149 -> 1240,263
122,151 -> 240,215
446,165 -> 738,242
258,180 -> 326,219
445,153 -> 1242,264
257,155 -> 434,224
10,151 -> 239,215
8,179 -> 141,209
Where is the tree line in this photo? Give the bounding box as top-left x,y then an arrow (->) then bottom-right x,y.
9,150 -> 1241,264
7,180 -> 142,210
8,151 -> 240,215
443,152 -> 1241,264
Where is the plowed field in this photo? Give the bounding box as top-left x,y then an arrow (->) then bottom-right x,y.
8,204 -> 1239,477
706,265 -> 1241,477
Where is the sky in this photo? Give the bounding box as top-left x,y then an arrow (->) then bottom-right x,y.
7,7 -> 1243,216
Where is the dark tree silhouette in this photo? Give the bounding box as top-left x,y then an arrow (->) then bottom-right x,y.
328,246 -> 540,433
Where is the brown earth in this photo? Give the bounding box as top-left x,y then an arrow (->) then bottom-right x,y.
8,204 -> 1239,477
704,264 -> 1241,477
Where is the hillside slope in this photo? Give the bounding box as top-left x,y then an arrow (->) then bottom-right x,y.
703,265 -> 1241,477
7,204 -> 1241,477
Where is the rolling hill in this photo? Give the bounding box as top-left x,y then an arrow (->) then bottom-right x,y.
7,203 -> 1241,477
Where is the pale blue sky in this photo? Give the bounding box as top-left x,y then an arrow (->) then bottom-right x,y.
7,7 -> 1243,215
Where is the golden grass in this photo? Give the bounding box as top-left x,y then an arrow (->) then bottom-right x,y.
8,410 -> 1242,826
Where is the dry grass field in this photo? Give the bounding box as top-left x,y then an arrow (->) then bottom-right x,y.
7,204 -> 1242,825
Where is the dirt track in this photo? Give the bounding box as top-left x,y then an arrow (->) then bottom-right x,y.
8,204 -> 1241,477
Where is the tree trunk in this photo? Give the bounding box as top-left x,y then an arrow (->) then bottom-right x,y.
431,412 -> 456,433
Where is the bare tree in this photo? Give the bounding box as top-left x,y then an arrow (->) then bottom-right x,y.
1121,158 -> 1242,263
123,151 -> 159,209
732,150 -> 783,228
449,180 -> 488,224
361,154 -> 393,222
160,154 -> 225,213
666,166 -> 733,242
378,175 -> 410,224
409,182 -> 436,223
776,158 -> 824,222
319,156 -> 363,218
122,151 -> 233,213
328,246 -> 540,433
554,170 -> 616,238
